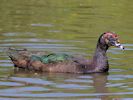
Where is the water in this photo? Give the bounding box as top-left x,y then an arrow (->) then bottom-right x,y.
0,0 -> 133,100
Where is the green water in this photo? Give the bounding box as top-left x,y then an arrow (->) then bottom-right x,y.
0,0 -> 133,100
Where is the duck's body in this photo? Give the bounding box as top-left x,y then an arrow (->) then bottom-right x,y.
7,48 -> 94,73
7,32 -> 124,74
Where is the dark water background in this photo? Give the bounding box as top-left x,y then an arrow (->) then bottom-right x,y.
0,0 -> 133,100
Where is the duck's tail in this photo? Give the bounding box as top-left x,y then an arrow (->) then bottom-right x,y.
5,48 -> 30,68
5,48 -> 29,60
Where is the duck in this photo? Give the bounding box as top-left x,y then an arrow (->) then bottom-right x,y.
6,32 -> 124,74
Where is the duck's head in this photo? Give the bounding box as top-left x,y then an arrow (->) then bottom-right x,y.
99,32 -> 124,49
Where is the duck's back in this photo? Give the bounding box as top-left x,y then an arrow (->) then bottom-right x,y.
6,48 -> 91,73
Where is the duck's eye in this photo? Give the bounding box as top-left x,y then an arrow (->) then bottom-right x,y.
109,37 -> 115,42
108,37 -> 116,45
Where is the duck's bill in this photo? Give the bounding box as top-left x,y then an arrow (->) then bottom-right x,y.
114,42 -> 125,49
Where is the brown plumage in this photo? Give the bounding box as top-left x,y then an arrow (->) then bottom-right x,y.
6,32 -> 124,74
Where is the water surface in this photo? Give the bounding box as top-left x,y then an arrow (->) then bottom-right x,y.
0,0 -> 133,100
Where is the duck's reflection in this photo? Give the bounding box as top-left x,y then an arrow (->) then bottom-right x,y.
12,69 -> 120,100
91,73 -> 110,100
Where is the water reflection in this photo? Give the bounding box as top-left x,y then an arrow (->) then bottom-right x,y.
0,70 -> 119,100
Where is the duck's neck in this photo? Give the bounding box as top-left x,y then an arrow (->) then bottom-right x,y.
92,42 -> 109,72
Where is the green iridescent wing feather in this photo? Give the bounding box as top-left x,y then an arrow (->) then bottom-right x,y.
31,53 -> 72,64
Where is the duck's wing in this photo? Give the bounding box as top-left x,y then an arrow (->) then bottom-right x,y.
72,56 -> 91,65
6,47 -> 72,65
5,48 -> 48,68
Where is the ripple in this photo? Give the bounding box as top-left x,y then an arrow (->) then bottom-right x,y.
2,32 -> 36,37
65,79 -> 93,83
0,98 -> 25,100
108,76 -> 124,80
78,75 -> 92,79
124,44 -> 133,47
108,75 -> 133,80
0,38 -> 83,43
0,63 -> 12,67
0,81 -> 23,86
10,77 -> 54,85
127,88 -> 133,90
48,30 -> 61,33
108,49 -> 123,54
109,69 -> 126,72
55,83 -> 91,89
31,23 -> 54,27
0,92 -> 132,98
0,60 -> 11,63
0,43 -> 78,49
106,83 -> 125,87
0,86 -> 49,93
